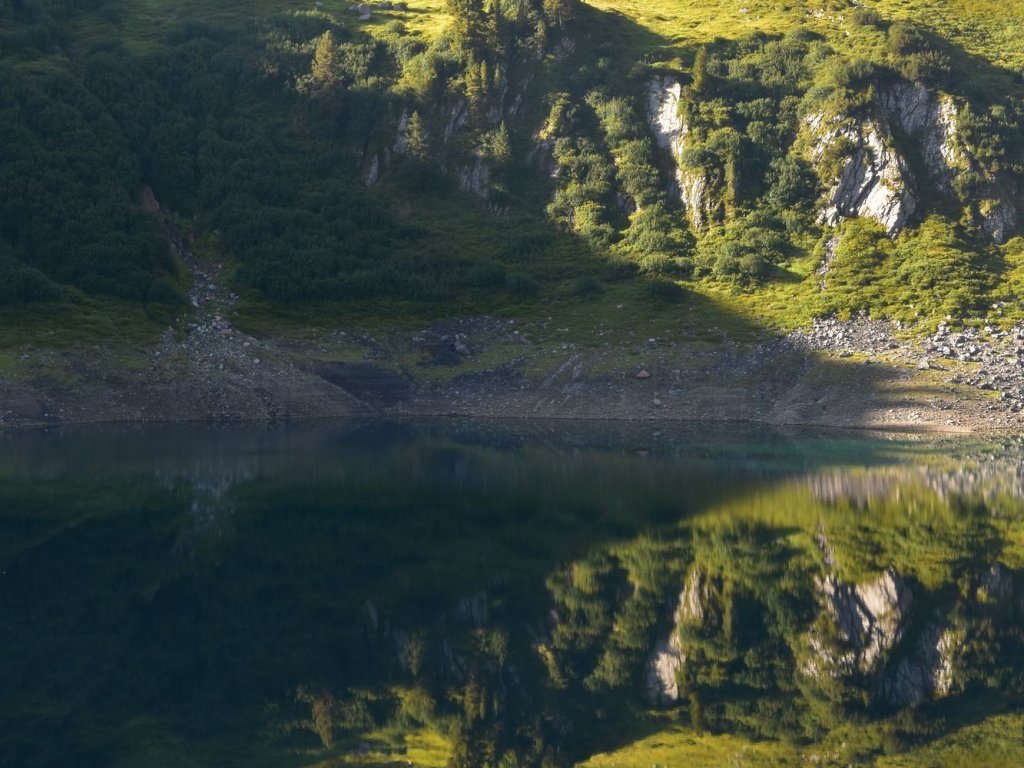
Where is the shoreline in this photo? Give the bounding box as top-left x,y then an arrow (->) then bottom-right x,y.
0,342 -> 1017,434
4,230 -> 1022,435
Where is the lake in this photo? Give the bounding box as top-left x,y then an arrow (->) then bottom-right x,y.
2,420 -> 1023,767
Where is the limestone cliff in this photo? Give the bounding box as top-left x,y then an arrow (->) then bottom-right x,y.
646,76 -> 715,232
807,113 -> 917,236
808,81 -> 1018,241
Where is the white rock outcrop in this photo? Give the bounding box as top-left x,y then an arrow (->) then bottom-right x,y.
879,82 -> 962,191
808,113 -> 917,236
883,622 -> 964,707
879,82 -> 1017,242
810,81 -> 1018,242
647,77 -> 687,159
646,76 -> 714,231
645,630 -> 684,705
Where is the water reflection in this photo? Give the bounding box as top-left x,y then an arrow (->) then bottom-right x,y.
1,421 -> 1023,767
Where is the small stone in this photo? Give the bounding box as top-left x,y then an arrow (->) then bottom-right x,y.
918,358 -> 931,370
636,370 -> 652,380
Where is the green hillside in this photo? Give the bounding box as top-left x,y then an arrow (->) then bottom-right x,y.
2,0 -> 1024,353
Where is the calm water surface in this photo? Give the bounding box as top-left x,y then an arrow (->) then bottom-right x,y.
1,420 -> 1023,767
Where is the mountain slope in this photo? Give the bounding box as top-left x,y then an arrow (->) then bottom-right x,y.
2,0 -> 1024,428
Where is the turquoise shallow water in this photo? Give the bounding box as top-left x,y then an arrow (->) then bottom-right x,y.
1,420 -> 1022,767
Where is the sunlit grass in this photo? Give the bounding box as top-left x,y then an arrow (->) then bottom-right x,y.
581,0 -> 1024,72
578,722 -> 801,767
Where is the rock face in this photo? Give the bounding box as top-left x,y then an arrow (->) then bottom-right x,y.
809,81 -> 1017,241
362,149 -> 390,186
647,77 -> 686,163
879,82 -> 962,192
645,630 -> 684,705
392,111 -> 411,155
879,81 -> 1018,242
455,153 -> 491,198
805,567 -> 911,678
443,99 -> 469,145
808,113 -> 917,236
646,76 -> 714,231
140,184 -> 160,214
980,197 -> 1018,244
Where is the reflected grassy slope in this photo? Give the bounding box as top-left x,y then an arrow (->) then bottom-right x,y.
1,423 -> 1024,766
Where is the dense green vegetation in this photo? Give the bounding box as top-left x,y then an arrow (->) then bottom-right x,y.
2,0 -> 1024,338
0,0 -> 596,309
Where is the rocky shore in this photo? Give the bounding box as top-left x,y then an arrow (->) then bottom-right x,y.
3,227 -> 1024,433
4,307 -> 1024,432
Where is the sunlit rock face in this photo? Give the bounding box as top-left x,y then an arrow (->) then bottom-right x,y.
807,112 -> 917,237
646,76 -> 715,232
883,622 -> 964,707
645,625 -> 684,705
645,565 -> 734,706
806,80 -> 1017,241
878,82 -> 962,192
879,81 -> 1018,243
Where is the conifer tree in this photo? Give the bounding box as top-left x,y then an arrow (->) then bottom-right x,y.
405,111 -> 429,161
543,0 -> 574,28
310,31 -> 341,88
490,122 -> 511,163
692,46 -> 708,93
447,0 -> 487,51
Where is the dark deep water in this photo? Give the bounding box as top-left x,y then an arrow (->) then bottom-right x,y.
2,420 -> 1023,767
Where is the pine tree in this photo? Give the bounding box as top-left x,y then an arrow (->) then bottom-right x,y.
543,0 -> 574,28
465,56 -> 485,112
490,122 -> 511,163
404,111 -> 429,161
447,0 -> 487,51
724,153 -> 739,218
310,31 -> 341,87
692,46 -> 708,94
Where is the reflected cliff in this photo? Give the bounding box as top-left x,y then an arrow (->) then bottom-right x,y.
1,421 -> 1023,767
